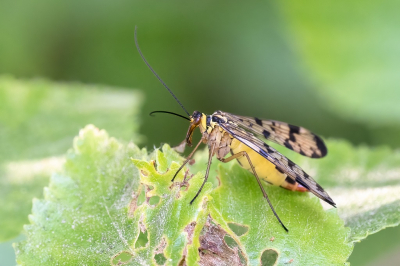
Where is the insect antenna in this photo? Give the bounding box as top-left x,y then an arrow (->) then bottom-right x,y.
134,26 -> 190,117
150,111 -> 190,121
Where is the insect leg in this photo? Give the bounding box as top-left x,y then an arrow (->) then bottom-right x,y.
171,138 -> 203,182
190,143 -> 216,205
219,151 -> 289,232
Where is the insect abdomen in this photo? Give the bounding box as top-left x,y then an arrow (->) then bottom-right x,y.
230,139 -> 306,192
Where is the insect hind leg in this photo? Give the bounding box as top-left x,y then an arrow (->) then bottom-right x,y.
219,151 -> 289,232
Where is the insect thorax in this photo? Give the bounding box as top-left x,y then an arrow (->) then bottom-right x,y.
201,118 -> 232,159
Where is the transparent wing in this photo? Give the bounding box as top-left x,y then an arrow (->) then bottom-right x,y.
218,119 -> 335,206
220,112 -> 327,158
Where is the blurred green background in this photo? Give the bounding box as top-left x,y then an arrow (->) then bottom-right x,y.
1,0 -> 400,265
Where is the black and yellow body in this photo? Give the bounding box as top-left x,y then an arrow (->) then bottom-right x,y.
171,110 -> 335,232
186,111 -> 305,192
230,138 -> 307,192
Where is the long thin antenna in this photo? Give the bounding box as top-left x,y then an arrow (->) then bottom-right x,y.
150,110 -> 190,121
134,26 -> 190,117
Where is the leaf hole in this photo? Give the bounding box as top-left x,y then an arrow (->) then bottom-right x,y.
184,221 -> 196,244
111,251 -> 133,266
199,216 -> 247,265
238,249 -> 246,265
154,253 -> 167,265
149,196 -> 160,206
135,229 -> 149,248
140,170 -> 148,176
128,185 -> 146,217
260,249 -> 278,266
151,160 -> 157,169
178,256 -> 186,266
209,219 -> 218,226
228,222 -> 249,236
223,234 -> 246,265
223,234 -> 237,249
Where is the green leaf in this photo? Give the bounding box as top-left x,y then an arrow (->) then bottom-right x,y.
16,127 -> 354,265
279,0 -> 400,126
15,125 -> 147,265
0,76 -> 142,241
14,125 -> 213,265
209,165 -> 352,265
191,148 -> 353,265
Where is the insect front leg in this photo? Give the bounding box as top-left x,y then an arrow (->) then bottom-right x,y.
172,138 -> 204,182
219,151 -> 289,232
190,143 -> 216,205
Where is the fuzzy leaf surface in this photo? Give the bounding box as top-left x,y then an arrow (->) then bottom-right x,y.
278,140 -> 400,242
0,76 -> 142,241
14,126 -> 147,265
15,126 -> 354,265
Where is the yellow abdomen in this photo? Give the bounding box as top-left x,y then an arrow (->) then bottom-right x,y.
230,138 -> 285,186
230,138 -> 303,191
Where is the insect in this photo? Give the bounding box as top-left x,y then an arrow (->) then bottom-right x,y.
134,27 -> 335,232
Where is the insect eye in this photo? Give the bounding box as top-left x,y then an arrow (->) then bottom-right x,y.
191,111 -> 202,125
192,111 -> 201,118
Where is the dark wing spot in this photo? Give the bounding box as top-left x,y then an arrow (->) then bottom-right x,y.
288,124 -> 300,134
287,160 -> 295,168
263,143 -> 274,154
289,133 -> 296,142
295,176 -> 310,189
275,166 -> 285,174
285,176 -> 296,185
311,152 -> 320,158
299,150 -> 306,156
255,117 -> 263,126
284,141 -> 293,150
303,172 -> 310,179
263,130 -> 271,139
316,183 -> 325,192
314,135 -> 328,158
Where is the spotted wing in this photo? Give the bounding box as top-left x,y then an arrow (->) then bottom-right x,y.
218,119 -> 335,207
220,112 -> 327,158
